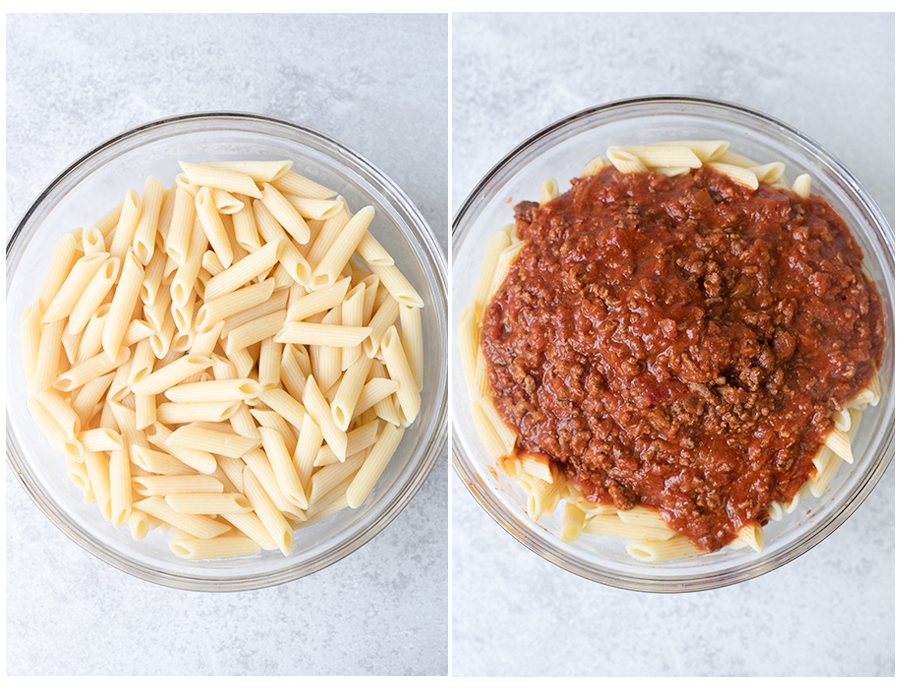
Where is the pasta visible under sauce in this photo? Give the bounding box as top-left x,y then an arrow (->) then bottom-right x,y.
464,141 -> 885,560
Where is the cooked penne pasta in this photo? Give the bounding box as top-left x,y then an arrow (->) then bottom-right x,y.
22,158 -> 428,561
275,322 -> 372,348
165,423 -> 260,457
132,474 -> 223,496
259,182 -> 311,245
134,496 -> 232,539
178,161 -> 261,199
131,354 -> 213,395
345,423 -> 404,508
165,492 -> 253,514
169,536 -> 260,560
132,175 -> 165,265
309,206 -> 374,289
241,466 -> 293,556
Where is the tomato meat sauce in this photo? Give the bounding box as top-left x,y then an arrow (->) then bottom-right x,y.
480,165 -> 884,552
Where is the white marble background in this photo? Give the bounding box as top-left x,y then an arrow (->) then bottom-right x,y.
451,12 -> 894,677
6,13 -> 448,676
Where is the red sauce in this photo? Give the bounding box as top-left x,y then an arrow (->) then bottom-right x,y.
481,166 -> 884,552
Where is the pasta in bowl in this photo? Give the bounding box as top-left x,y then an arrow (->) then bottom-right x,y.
8,113 -> 448,590
452,97 -> 893,591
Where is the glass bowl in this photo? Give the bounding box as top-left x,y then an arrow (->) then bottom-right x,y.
451,95 -> 894,592
7,111 -> 448,591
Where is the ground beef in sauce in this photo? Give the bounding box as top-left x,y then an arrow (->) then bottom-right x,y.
480,165 -> 884,552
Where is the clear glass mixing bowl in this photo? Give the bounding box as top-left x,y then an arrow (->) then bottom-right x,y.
7,112 -> 448,591
451,96 -> 893,592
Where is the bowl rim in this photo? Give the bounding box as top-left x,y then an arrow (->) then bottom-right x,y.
450,94 -> 895,592
7,110 -> 449,591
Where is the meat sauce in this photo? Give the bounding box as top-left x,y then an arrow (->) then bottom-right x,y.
480,166 -> 884,552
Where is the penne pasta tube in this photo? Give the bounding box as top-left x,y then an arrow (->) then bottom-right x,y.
165,493 -> 253,514
707,162 -> 759,190
271,169 -> 337,199
95,201 -> 125,235
256,387 -> 308,430
195,186 -> 234,268
399,304 -> 424,391
625,536 -> 706,562
109,447 -> 133,528
241,466 -> 293,556
102,250 -> 145,360
225,309 -> 286,355
140,250 -> 168,307
309,450 -> 366,507
259,182 -> 311,245
354,377 -> 399,416
293,414 -> 322,490
131,445 -> 197,475
71,371 -> 115,425
169,536 -> 260,560
130,354 -> 213,395
54,345 -> 131,392
309,205 -> 374,289
195,277 -> 275,331
346,422 -> 404,508
231,193 -> 261,251
211,188 -> 244,214
284,276 -> 351,322
560,502 -> 587,543
178,161 -> 262,199
132,474 -> 223,496
132,175 -> 165,265
79,427 -> 124,452
362,294 -> 400,358
369,262 -> 424,309
33,319 -> 67,391
219,287 -> 288,336
133,496 -> 232,539
156,400 -> 240,424
313,420 -> 379,467
170,216 -> 208,307
189,320 -> 225,358
41,252 -> 110,325
165,423 -> 260,457
613,143 -> 703,169
330,354 -> 372,431
126,510 -> 151,541
355,230 -> 395,267
259,427 -> 308,510
165,185 -> 196,265
66,256 -> 120,334
283,195 -> 343,221
108,189 -> 143,262
303,375 -> 347,462
202,237 -> 285,302
380,326 -> 420,426
27,395 -> 70,454
204,160 -> 293,183
341,283 -> 366,370
21,299 -> 43,391
218,511 -> 278,552
275,322 -> 372,348
258,337 -> 282,390
84,451 -> 112,521
146,422 -> 218,475
38,231 -> 79,310
252,199 -> 312,284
